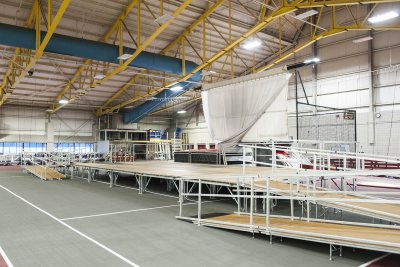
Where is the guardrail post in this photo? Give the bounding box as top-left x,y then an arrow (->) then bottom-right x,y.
266,176 -> 270,228
272,141 -> 276,173
237,179 -> 241,214
250,176 -> 254,231
242,146 -> 246,174
290,177 -> 294,221
306,177 -> 310,222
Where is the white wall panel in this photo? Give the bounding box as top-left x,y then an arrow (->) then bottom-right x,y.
317,72 -> 370,95
0,106 -> 96,143
318,55 -> 369,78
316,89 -> 369,109
375,85 -> 400,106
373,47 -> 400,68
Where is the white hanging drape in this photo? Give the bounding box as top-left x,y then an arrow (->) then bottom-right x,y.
202,68 -> 291,148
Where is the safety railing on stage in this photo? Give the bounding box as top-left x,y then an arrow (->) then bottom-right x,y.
176,141 -> 400,258
239,141 -> 400,172
107,142 -> 172,163
0,153 -> 23,165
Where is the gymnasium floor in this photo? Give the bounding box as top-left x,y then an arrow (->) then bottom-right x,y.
0,166 -> 385,267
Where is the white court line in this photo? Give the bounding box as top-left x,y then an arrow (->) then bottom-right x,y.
358,253 -> 390,267
60,198 -> 231,221
60,204 -> 181,221
0,246 -> 14,267
0,185 -> 140,267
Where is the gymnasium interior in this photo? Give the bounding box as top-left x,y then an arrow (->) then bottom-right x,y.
1,0 -> 400,266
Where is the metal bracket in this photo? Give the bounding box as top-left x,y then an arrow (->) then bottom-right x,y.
329,244 -> 343,261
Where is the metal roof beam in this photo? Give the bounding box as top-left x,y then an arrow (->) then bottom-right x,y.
50,0 -> 140,111
97,5 -> 295,116
96,0 -> 224,115
0,0 -> 71,106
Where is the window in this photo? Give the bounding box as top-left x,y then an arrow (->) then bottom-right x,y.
4,143 -> 16,154
23,143 -> 47,153
0,143 -> 46,154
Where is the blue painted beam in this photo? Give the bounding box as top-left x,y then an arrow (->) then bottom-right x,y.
123,82 -> 193,123
0,23 -> 201,82
0,22 -> 202,123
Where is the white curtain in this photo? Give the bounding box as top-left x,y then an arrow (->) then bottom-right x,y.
202,68 -> 291,148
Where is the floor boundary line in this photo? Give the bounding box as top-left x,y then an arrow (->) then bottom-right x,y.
358,253 -> 390,267
0,184 -> 140,267
59,198 -> 231,221
0,246 -> 14,267
60,204 -> 181,221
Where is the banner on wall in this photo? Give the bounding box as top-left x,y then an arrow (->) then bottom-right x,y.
202,68 -> 291,148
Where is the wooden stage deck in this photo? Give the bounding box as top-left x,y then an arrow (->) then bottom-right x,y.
192,214 -> 400,254
25,165 -> 65,180
75,161 -> 400,223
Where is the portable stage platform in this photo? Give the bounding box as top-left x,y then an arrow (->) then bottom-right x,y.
71,160 -> 400,258
73,161 -> 400,224
179,214 -> 400,258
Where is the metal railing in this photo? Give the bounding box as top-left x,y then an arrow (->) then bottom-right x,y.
176,140 -> 400,256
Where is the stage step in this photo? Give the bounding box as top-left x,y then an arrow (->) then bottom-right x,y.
25,165 -> 65,180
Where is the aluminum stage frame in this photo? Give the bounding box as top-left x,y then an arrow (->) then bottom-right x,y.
73,160 -> 400,224
70,141 -> 400,259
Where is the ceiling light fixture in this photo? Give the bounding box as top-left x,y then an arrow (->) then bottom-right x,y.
94,74 -> 106,80
177,110 -> 186,114
117,54 -> 132,60
368,11 -> 399,24
154,14 -> 173,24
170,85 -> 183,91
303,57 -> 320,64
295,10 -> 319,20
202,70 -> 217,76
59,99 -> 69,104
241,37 -> 262,50
287,58 -> 321,70
352,36 -> 373,44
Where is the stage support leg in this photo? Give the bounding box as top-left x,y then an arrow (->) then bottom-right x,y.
87,168 -> 92,183
329,244 -> 342,261
210,184 -> 216,199
198,179 -> 202,225
179,179 -> 184,217
108,171 -> 118,187
138,175 -> 145,194
166,180 -> 173,191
